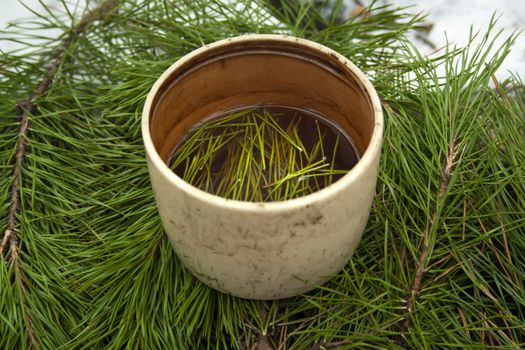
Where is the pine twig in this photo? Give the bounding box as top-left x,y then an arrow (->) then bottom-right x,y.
256,329 -> 274,350
256,302 -> 274,350
0,112 -> 27,257
395,139 -> 459,344
1,0 -> 122,347
309,339 -> 353,350
1,0 -> 122,257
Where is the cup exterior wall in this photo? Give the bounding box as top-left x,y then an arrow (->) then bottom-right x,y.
147,148 -> 380,299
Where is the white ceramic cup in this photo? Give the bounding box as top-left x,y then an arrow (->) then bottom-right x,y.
142,35 -> 383,299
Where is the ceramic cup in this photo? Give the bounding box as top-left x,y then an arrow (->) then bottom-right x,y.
142,35 -> 383,299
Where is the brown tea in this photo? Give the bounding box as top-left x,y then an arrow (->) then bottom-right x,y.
169,105 -> 359,202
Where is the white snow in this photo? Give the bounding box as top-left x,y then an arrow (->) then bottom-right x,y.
0,0 -> 64,52
385,0 -> 525,79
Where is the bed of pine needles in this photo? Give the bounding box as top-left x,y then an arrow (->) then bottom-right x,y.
1,0 -> 524,349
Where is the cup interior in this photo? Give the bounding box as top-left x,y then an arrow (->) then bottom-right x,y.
148,37 -> 376,165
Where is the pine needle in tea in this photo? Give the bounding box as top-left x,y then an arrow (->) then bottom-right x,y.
169,106 -> 359,202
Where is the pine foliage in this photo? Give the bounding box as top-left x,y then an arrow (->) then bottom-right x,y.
1,1 -> 524,349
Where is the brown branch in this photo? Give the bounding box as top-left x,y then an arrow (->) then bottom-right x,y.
11,237 -> 38,349
310,339 -> 353,350
276,307 -> 288,350
1,0 -> 121,257
0,114 -> 29,259
256,303 -> 275,350
0,0 -> 122,348
256,329 -> 274,350
395,139 -> 459,344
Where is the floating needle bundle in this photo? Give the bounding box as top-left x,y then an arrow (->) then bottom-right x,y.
1,0 -> 524,349
170,109 -> 352,201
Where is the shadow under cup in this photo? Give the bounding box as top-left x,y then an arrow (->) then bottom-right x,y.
143,35 -> 383,299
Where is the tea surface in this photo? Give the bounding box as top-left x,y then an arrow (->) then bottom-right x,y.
169,106 -> 359,202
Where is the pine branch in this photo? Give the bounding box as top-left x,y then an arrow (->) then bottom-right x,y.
1,0 -> 122,348
395,138 -> 460,344
1,0 -> 122,258
310,339 -> 353,350
0,112 -> 27,258
10,240 -> 37,349
256,330 -> 274,350
1,1 -> 523,349
256,302 -> 275,350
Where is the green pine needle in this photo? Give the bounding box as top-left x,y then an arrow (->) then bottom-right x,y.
170,108 -> 351,202
1,0 -> 524,349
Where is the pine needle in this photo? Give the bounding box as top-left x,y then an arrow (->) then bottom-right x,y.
170,108 -> 351,202
1,0 -> 524,349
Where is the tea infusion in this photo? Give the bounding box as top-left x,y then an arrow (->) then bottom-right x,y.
169,106 -> 359,202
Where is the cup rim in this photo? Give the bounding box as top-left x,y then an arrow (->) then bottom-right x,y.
142,34 -> 383,212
